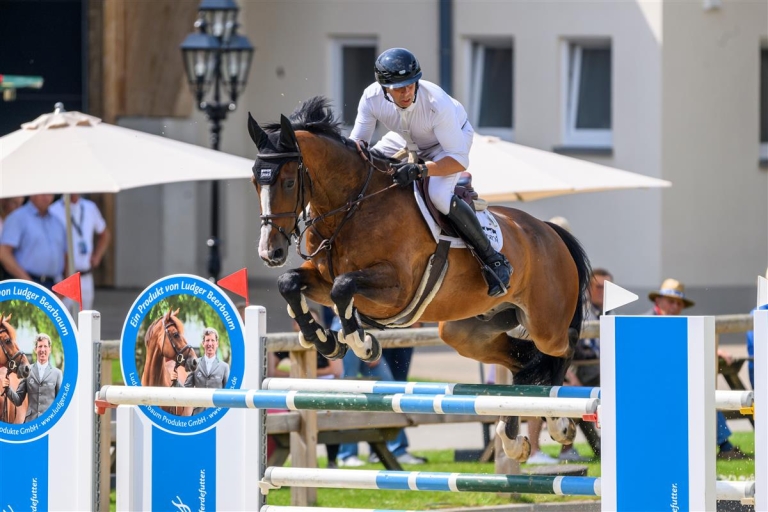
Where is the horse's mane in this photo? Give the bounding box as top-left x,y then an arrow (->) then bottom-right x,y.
144,316 -> 161,346
264,96 -> 343,141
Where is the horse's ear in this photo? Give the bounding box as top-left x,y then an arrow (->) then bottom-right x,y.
5,313 -> 10,321
247,112 -> 268,150
172,308 -> 180,317
279,114 -> 298,151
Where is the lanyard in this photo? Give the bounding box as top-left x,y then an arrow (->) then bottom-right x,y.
70,203 -> 84,238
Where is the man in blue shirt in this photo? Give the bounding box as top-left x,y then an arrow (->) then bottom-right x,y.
0,195 -> 67,289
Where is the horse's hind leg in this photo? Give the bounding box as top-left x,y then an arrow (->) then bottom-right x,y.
277,264 -> 346,360
439,314 -> 534,463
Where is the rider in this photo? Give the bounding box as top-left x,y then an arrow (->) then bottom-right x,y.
349,48 -> 512,297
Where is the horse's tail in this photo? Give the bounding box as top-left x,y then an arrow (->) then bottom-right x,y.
510,222 -> 591,387
545,221 -> 592,337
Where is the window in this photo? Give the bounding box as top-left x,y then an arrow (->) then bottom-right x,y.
332,38 -> 377,126
563,40 -> 612,148
469,40 -> 513,140
761,48 -> 768,161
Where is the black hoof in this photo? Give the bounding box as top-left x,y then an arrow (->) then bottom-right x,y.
316,330 -> 348,360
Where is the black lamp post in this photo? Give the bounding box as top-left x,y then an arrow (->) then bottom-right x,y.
180,0 -> 254,281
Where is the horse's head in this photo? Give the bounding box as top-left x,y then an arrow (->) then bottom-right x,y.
0,314 -> 31,380
149,309 -> 198,373
248,112 -> 306,267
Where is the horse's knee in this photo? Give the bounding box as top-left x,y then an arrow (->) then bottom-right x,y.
277,270 -> 302,298
330,274 -> 357,305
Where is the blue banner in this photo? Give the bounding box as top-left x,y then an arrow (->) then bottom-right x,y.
615,317 -> 689,511
0,437 -> 48,511
152,426 -> 216,511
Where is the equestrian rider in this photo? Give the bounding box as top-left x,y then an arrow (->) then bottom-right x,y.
349,47 -> 512,297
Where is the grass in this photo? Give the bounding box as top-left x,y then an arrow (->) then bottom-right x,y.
109,432 -> 755,511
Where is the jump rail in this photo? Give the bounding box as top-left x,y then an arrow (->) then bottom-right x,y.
96,386 -> 598,418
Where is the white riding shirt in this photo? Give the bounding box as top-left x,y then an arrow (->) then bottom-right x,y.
349,80 -> 474,213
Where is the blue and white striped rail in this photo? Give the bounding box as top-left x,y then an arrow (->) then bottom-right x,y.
261,379 -> 751,411
259,468 -> 601,496
262,378 -> 601,399
97,386 -> 598,418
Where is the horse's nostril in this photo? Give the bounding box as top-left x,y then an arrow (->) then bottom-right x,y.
272,248 -> 284,261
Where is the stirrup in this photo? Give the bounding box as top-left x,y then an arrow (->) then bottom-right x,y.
482,256 -> 512,298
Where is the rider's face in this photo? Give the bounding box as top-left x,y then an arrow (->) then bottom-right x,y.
387,83 -> 416,108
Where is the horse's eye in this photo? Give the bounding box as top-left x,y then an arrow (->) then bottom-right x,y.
285,179 -> 295,189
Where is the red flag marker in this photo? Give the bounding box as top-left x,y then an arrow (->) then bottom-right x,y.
53,272 -> 82,310
218,268 -> 249,306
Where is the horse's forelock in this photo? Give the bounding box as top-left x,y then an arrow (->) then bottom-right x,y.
263,96 -> 342,141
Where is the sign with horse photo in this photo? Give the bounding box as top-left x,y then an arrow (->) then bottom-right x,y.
118,274 -> 249,510
0,279 -> 91,510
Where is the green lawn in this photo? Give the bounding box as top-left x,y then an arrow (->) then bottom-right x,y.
106,431 -> 756,511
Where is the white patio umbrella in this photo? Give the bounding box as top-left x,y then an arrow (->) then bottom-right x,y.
0,103 -> 254,283
467,134 -> 671,202
0,104 -> 253,198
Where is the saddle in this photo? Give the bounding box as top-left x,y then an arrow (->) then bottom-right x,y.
416,172 -> 481,238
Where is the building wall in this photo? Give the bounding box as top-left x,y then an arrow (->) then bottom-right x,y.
453,0 -> 664,289
661,0 -> 767,292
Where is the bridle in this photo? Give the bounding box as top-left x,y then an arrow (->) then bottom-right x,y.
163,322 -> 196,378
258,138 -> 397,279
0,326 -> 28,423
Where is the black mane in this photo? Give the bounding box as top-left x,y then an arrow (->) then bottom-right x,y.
264,96 -> 343,141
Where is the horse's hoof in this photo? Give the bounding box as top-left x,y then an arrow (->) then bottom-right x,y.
320,330 -> 348,360
496,420 -> 531,462
297,331 -> 315,349
360,333 -> 381,363
547,417 -> 577,444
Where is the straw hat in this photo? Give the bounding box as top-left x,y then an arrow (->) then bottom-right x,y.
648,278 -> 695,308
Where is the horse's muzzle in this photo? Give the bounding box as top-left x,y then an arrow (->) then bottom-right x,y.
185,358 -> 199,373
14,363 -> 31,380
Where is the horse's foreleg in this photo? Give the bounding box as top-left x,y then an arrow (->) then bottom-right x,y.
330,274 -> 380,362
545,416 -> 577,444
277,265 -> 345,359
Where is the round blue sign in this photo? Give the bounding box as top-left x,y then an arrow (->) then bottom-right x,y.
0,280 -> 78,442
120,274 -> 245,434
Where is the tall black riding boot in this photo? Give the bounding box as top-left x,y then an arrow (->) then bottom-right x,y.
446,195 -> 512,297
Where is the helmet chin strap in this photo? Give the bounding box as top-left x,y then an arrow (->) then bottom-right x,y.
381,82 -> 419,108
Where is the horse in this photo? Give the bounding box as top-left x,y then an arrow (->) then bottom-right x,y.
0,313 -> 31,424
141,309 -> 199,416
246,97 -> 591,462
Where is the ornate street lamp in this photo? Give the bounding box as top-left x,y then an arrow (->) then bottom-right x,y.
180,0 -> 254,281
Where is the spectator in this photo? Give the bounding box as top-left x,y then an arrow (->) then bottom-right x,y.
332,315 -> 426,466
3,333 -> 62,422
50,194 -> 110,310
0,196 -> 24,235
0,194 -> 67,290
647,278 -> 748,460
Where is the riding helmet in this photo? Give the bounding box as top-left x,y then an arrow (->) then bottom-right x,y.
374,48 -> 422,88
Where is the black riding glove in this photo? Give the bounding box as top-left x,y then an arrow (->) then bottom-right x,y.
392,163 -> 428,187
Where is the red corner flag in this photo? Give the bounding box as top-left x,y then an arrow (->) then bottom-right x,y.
218,268 -> 249,306
53,272 -> 82,311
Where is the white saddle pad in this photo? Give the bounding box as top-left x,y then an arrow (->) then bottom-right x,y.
414,186 -> 503,252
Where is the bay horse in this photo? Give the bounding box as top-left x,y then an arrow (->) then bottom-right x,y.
142,309 -> 199,416
0,314 -> 31,424
247,97 -> 591,461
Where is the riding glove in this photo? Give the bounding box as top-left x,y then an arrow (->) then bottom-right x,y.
392,163 -> 428,187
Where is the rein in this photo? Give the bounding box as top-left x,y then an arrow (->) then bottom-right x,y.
162,321 -> 195,416
260,138 -> 398,280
